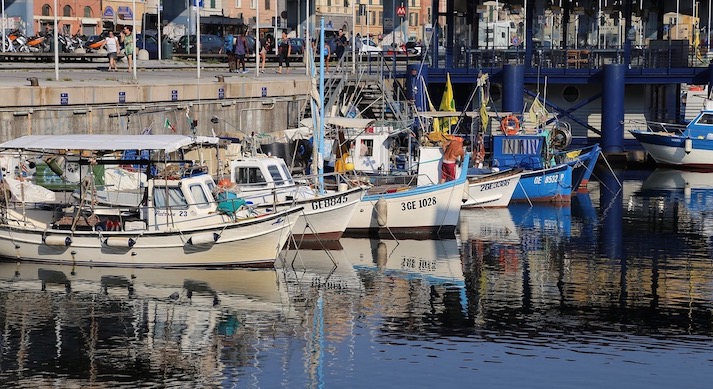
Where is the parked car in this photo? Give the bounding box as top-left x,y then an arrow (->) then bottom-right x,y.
136,34 -> 159,59
176,34 -> 224,54
358,38 -> 382,53
288,37 -> 305,55
404,41 -> 422,55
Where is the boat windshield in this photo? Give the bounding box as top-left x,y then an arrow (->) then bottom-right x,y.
189,183 -> 211,208
694,113 -> 713,125
267,165 -> 287,186
235,167 -> 267,187
153,186 -> 188,209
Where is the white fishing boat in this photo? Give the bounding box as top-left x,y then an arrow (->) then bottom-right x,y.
226,156 -> 364,241
346,150 -> 470,237
0,135 -> 301,268
630,103 -> 713,170
462,168 -> 523,208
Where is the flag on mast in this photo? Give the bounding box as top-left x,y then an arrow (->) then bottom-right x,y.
164,118 -> 176,132
439,73 -> 457,131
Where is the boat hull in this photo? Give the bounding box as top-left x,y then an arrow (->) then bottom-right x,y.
463,170 -> 522,208
511,164 -> 573,202
630,130 -> 713,170
346,178 -> 466,238
562,144 -> 600,190
253,187 -> 363,241
0,208 -> 301,268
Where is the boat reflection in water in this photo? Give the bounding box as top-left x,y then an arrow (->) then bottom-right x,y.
0,262 -> 292,387
640,168 -> 713,241
339,237 -> 467,315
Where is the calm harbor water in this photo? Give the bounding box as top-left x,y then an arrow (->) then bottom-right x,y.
0,168 -> 711,388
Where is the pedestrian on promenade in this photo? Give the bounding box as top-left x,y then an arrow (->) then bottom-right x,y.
121,25 -> 134,73
335,29 -> 347,60
224,29 -> 236,72
260,35 -> 273,73
276,30 -> 291,74
102,31 -> 120,71
234,29 -> 248,73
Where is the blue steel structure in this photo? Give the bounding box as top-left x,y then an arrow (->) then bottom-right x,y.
421,0 -> 713,152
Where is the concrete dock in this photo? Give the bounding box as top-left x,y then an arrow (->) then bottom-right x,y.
0,59 -> 312,140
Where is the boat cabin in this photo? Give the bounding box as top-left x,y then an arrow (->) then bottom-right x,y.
491,133 -> 551,170
686,110 -> 713,140
228,157 -> 295,192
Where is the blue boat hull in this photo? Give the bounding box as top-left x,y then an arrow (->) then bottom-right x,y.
511,164 -> 573,202
562,144 -> 601,191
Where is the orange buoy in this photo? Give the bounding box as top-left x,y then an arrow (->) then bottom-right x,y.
500,115 -> 520,135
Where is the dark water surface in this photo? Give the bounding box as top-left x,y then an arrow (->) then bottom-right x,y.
0,168 -> 711,388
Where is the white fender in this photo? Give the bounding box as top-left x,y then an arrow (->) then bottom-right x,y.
684,138 -> 693,154
375,198 -> 388,227
43,235 -> 72,246
187,232 -> 219,245
105,237 -> 136,247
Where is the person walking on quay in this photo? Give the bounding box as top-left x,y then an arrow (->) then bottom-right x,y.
224,29 -> 236,72
335,29 -> 347,68
260,35 -> 273,73
234,29 -> 248,73
121,25 -> 134,73
440,136 -> 465,183
102,31 -> 120,71
276,30 -> 291,74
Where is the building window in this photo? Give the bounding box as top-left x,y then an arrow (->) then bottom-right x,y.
210,0 -> 215,8
250,0 -> 256,9
236,0 -> 241,7
83,6 -> 92,17
265,0 -> 270,10
42,4 -> 51,16
63,5 -> 72,17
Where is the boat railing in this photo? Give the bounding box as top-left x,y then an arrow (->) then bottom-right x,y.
637,120 -> 688,135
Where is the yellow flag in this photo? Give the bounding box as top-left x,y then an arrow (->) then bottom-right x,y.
440,73 -> 457,129
423,77 -> 442,133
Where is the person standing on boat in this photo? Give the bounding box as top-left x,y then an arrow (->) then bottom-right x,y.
441,136 -> 465,183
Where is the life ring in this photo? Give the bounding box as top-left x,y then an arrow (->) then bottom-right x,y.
500,115 -> 520,135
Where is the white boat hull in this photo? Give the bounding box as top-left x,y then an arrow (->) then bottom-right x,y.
0,208 -> 301,267
346,180 -> 467,237
630,130 -> 713,169
250,187 -> 364,241
462,171 -> 522,208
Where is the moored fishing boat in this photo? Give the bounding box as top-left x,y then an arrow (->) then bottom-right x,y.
225,156 -> 364,242
630,106 -> 713,170
345,153 -> 469,238
0,135 -> 301,267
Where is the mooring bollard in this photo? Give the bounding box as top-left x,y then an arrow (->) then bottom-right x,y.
27,77 -> 39,86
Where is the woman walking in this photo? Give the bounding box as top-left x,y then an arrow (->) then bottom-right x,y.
121,25 -> 134,72
260,35 -> 273,73
276,30 -> 291,74
102,31 -> 120,71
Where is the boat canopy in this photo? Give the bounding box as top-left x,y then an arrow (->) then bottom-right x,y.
0,135 -> 220,153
